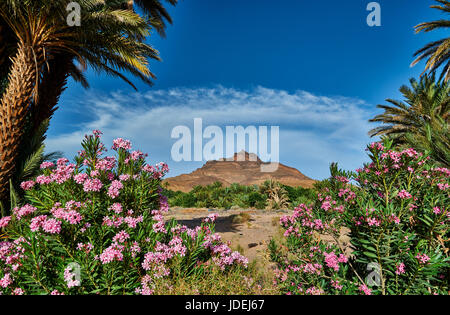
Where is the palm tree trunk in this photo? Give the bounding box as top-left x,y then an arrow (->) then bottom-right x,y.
0,24 -> 5,67
32,56 -> 71,133
0,41 -> 41,201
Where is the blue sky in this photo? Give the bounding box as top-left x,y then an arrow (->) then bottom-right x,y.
46,0 -> 447,180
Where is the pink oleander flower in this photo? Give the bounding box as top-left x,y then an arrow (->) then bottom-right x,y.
40,161 -> 54,169
390,215 -> 400,225
395,263 -> 406,275
0,273 -> 12,288
203,213 -> 218,223
331,280 -> 343,290
20,180 -> 35,191
36,175 -> 53,185
14,204 -> 37,220
398,190 -> 412,199
90,170 -> 100,177
113,231 -> 130,243
130,150 -> 145,161
112,138 -> 132,151
30,215 -> 48,232
99,244 -> 124,264
73,173 -> 89,184
416,253 -> 430,264
119,174 -> 130,181
92,129 -> 103,137
321,201 -> 332,211
433,207 -> 442,215
0,216 -> 11,228
51,290 -> 64,295
359,284 -> 372,295
109,203 -> 123,214
338,254 -> 348,263
107,180 -> 123,199
83,178 -> 103,192
42,219 -> 62,234
366,217 -> 380,227
77,243 -> 93,254
124,215 -> 143,228
12,288 -> 24,295
130,242 -> 141,258
96,157 -> 116,171
64,265 -> 80,288
323,251 -> 340,272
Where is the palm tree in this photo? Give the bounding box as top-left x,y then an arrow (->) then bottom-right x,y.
0,119 -> 62,217
0,0 -> 177,204
127,0 -> 178,37
369,74 -> 449,165
260,180 -> 290,210
412,0 -> 450,82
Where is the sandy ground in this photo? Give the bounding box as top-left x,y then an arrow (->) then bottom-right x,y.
165,207 -> 291,262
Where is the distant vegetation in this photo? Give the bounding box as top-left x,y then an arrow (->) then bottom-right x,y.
164,180 -> 316,210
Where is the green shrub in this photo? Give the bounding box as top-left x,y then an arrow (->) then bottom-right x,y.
0,132 -> 248,295
271,140 -> 449,295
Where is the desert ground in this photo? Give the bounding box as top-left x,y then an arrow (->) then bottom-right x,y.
165,208 -> 290,263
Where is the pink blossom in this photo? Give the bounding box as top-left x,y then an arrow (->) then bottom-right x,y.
12,288 -> 24,295
64,265 -> 80,288
398,190 -> 412,199
73,173 -> 88,184
433,207 -> 442,215
0,273 -> 12,288
437,183 -> 449,191
119,174 -> 130,181
124,215 -> 143,228
99,244 -> 124,264
42,219 -> 62,234
0,216 -> 11,228
323,251 -> 340,272
83,178 -> 103,192
20,180 -> 35,191
107,180 -> 123,199
366,217 -> 380,227
36,175 -> 53,185
109,203 -> 123,214
14,204 -> 37,220
40,161 -> 54,169
359,284 -> 372,295
96,157 -> 116,171
30,215 -> 48,232
112,138 -> 132,151
415,253 -> 430,264
395,263 -> 406,275
113,231 -> 130,243
321,201 -> 332,211
203,213 -> 218,223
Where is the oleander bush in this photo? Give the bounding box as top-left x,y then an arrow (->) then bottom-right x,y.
271,140 -> 449,295
0,131 -> 248,295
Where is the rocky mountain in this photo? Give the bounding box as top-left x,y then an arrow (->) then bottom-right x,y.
163,151 -> 316,192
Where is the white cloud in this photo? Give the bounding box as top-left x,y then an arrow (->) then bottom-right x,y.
46,86 -> 375,180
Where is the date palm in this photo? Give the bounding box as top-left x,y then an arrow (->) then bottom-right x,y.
127,0 -> 178,37
412,0 -> 450,82
0,0 -> 176,204
260,180 -> 290,210
369,74 -> 449,165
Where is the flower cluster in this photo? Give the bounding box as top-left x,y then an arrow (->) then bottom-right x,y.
0,131 -> 248,295
271,141 -> 449,295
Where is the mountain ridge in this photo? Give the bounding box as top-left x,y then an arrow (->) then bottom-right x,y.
164,151 -> 316,192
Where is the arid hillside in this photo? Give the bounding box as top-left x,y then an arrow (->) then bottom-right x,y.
164,151 -> 316,192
